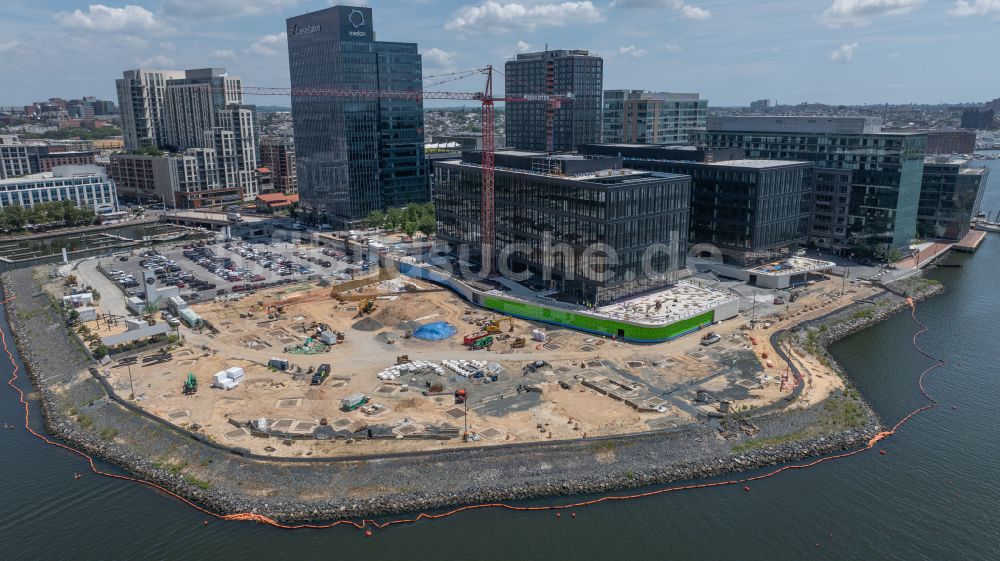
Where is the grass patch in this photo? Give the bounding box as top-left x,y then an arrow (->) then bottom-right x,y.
820,395 -> 867,430
852,308 -> 875,320
77,413 -> 94,429
185,475 -> 212,490
731,430 -> 811,453
98,427 -> 118,441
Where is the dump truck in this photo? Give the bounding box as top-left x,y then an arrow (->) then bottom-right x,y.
341,393 -> 368,411
511,337 -> 526,349
183,373 -> 197,395
463,332 -> 490,346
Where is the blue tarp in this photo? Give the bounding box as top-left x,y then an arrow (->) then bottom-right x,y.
412,321 -> 458,341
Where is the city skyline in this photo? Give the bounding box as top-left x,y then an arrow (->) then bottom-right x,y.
3,0 -> 1000,107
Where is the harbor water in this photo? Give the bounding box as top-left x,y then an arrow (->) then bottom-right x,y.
1,160 -> 1000,559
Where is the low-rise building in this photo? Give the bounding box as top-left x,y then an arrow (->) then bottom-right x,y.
0,165 -> 118,213
918,157 -> 990,241
255,192 -> 299,213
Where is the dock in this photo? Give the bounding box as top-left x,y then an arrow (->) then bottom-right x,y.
954,230 -> 988,253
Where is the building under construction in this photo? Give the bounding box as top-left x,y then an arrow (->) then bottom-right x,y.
433,150 -> 690,306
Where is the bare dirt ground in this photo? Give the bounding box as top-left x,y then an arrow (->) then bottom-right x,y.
79,271 -> 881,458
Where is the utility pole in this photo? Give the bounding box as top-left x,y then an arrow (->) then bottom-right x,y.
841,266 -> 848,296
127,362 -> 135,400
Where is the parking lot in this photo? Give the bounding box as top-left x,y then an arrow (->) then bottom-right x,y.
96,240 -> 373,306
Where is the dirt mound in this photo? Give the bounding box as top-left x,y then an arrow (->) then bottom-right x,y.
352,317 -> 384,331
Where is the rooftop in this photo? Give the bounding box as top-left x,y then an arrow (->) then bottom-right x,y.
707,159 -> 809,169
746,256 -> 837,276
0,164 -> 107,184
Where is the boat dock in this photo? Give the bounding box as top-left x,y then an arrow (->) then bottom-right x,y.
955,230 -> 989,253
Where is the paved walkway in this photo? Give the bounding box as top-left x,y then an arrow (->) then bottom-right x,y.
74,258 -> 131,318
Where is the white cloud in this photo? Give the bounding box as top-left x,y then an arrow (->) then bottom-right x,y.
949,0 -> 1000,16
445,2 -> 603,33
830,42 -> 860,62
423,48 -> 456,67
610,0 -> 711,20
55,4 -> 160,32
160,41 -> 176,51
664,44 -> 682,52
619,45 -> 647,58
163,0 -> 299,19
247,32 -> 287,56
516,40 -> 532,52
820,0 -> 922,27
0,40 -> 21,53
889,51 -> 901,58
138,55 -> 176,68
213,49 -> 237,60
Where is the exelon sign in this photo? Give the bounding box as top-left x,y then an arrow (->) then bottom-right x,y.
288,24 -> 320,36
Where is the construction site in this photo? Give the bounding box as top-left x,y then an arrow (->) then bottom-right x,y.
75,259 -> 882,459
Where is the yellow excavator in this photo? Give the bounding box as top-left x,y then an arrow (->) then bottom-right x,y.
355,297 -> 377,318
485,317 -> 514,334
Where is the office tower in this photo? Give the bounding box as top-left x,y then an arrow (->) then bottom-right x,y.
918,157 -> 990,241
701,116 -> 926,253
116,69 -> 185,151
0,165 -> 118,213
505,49 -> 603,152
286,5 -> 427,226
602,90 -> 708,144
434,151 -> 690,305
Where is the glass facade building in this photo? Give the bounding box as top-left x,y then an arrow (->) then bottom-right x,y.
286,6 -> 427,226
917,157 -> 989,241
505,50 -> 603,152
607,157 -> 812,264
434,151 -> 690,306
700,116 -> 926,253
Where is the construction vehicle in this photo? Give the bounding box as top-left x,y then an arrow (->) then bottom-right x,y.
464,332 -> 490,346
311,363 -> 331,385
511,337 -> 526,349
266,304 -> 284,319
454,388 -> 467,404
183,373 -> 198,395
355,297 -> 376,318
470,335 -> 494,350
485,317 -> 515,334
700,332 -> 721,346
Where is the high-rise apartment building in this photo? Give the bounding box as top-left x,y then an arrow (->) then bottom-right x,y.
286,5 -> 427,226
701,116 -> 926,253
505,49 -> 603,152
602,90 -> 708,144
259,135 -> 297,194
115,67 -> 258,203
115,69 -> 185,151
163,68 -> 243,151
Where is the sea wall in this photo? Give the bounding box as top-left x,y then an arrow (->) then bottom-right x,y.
0,266 -> 941,522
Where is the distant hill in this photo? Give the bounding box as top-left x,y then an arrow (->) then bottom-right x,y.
256,105 -> 291,113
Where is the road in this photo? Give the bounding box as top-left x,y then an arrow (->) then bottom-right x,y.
73,258 -> 130,318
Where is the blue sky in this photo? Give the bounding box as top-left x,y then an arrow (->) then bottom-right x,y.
2,0 -> 999,106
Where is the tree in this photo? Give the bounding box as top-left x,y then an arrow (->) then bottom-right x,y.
367,209 -> 386,229
417,215 -> 437,237
402,220 -> 418,237
386,207 -> 404,231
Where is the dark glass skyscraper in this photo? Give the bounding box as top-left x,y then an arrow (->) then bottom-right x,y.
286,5 -> 427,226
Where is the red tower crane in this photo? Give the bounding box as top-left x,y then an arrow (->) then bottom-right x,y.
242,66 -> 570,274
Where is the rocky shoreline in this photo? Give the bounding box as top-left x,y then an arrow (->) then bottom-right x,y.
0,267 -> 940,522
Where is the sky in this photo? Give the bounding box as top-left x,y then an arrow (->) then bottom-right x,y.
2,0 -> 1000,107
